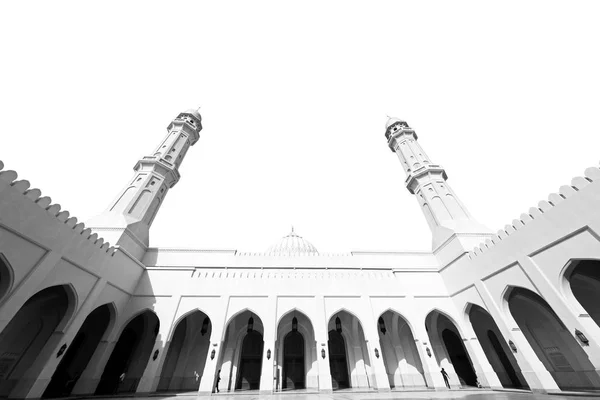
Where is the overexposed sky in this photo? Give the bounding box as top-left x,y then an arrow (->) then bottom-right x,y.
1,1 -> 599,253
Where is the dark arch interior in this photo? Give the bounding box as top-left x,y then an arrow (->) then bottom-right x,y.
0,254 -> 12,301
468,305 -> 527,389
508,287 -> 598,390
95,311 -> 159,395
43,305 -> 112,397
441,328 -> 477,387
569,260 -> 600,328
0,286 -> 70,398
235,331 -> 263,390
328,330 -> 349,390
283,331 -> 304,390
158,312 -> 211,392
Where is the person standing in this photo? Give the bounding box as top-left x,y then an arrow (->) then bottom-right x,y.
215,370 -> 221,393
441,368 -> 450,389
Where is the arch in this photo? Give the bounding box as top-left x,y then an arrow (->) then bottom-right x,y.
466,303 -> 527,389
0,285 -> 73,398
216,310 -> 265,392
168,307 -> 212,342
43,304 -> 113,397
276,309 -> 317,391
377,310 -> 426,389
157,310 -> 211,392
562,259 -> 600,329
327,310 -> 371,390
507,287 -> 600,390
95,310 -> 160,395
327,307 -> 365,329
425,309 -> 477,388
377,307 -> 417,334
0,253 -> 14,303
276,306 -> 313,328
221,308 -> 264,342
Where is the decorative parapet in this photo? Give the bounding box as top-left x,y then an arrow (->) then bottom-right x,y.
468,164 -> 600,259
0,160 -> 117,256
235,252 -> 353,257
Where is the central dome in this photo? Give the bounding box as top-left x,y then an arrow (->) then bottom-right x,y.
266,228 -> 319,256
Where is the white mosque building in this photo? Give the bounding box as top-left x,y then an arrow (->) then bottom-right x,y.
1,109 -> 600,398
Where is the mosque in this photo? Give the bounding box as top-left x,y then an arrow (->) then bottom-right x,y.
1,108 -> 600,398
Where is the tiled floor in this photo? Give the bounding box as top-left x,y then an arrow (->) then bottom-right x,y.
86,389 -> 600,400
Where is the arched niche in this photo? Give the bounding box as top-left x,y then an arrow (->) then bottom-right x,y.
0,253 -> 14,303
507,287 -> 600,390
377,310 -> 426,389
425,309 -> 477,388
95,310 -> 160,394
43,303 -> 114,397
466,304 -> 527,389
564,259 -> 600,328
327,310 -> 371,390
275,310 -> 317,391
0,285 -> 75,397
157,310 -> 211,392
216,310 -> 264,392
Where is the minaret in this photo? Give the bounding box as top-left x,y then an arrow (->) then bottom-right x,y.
88,109 -> 203,259
385,117 -> 490,249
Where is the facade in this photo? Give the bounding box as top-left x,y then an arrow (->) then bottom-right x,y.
0,109 -> 600,398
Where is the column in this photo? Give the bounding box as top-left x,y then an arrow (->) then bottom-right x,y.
259,296 -> 276,395
314,295 -> 333,392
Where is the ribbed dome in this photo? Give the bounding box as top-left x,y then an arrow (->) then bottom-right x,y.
266,228 -> 319,256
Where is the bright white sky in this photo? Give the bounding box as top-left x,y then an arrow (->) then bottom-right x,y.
1,1 -> 599,253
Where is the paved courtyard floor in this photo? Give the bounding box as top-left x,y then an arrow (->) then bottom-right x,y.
86,389 -> 600,400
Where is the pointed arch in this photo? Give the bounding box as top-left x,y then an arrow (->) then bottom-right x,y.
169,307 -> 212,342
44,303 -> 114,397
327,307 -> 365,328
0,285 -> 74,398
376,307 -> 416,333
276,306 -> 313,328
507,286 -> 599,390
466,303 -> 527,389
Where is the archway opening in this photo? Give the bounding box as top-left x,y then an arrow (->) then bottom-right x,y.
283,331 -> 304,390
425,310 -> 477,388
236,331 -> 263,390
0,285 -> 71,398
467,304 -> 527,389
158,311 -> 211,392
327,311 -> 371,390
568,260 -> 600,328
95,310 -> 159,395
275,310 -> 316,391
508,287 -> 599,390
377,311 -> 426,389
43,304 -> 113,398
216,310 -> 264,392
